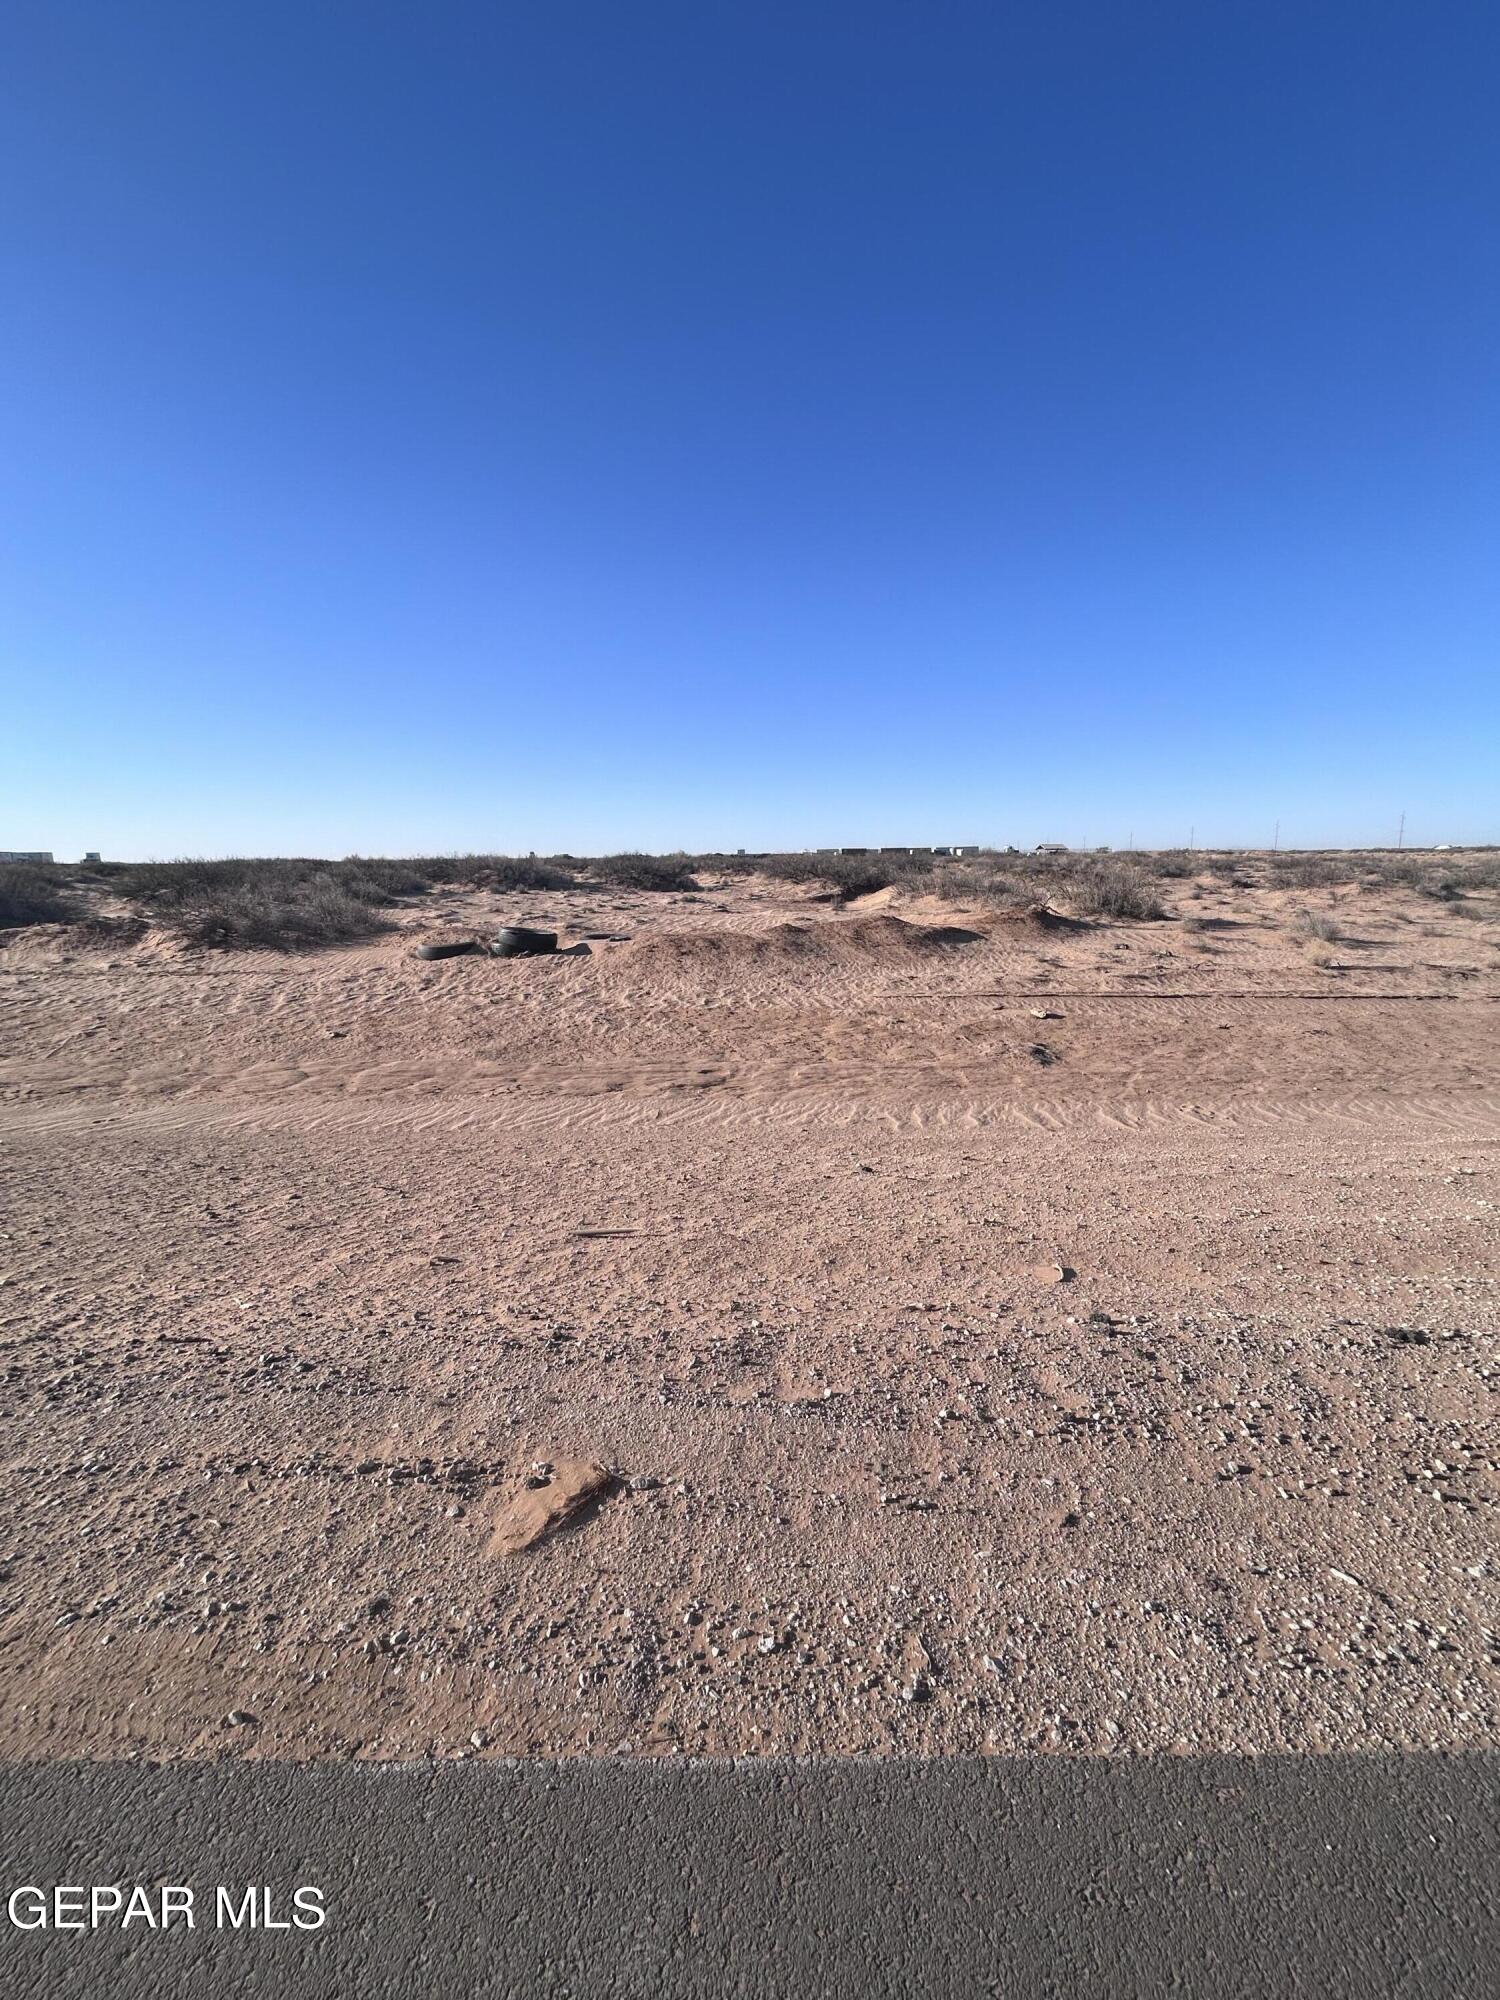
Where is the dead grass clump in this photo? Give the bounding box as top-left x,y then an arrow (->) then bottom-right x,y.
1292,907 -> 1341,943
0,863 -> 76,928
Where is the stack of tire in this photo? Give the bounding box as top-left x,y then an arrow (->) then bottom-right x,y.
415,927 -> 558,962
491,927 -> 557,958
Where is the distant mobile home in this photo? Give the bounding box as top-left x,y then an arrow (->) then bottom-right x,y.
0,850 -> 53,864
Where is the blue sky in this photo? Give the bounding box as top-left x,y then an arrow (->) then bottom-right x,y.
3,1 -> 1497,858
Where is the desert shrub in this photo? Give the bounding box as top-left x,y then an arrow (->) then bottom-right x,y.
589,852 -> 701,892
828,858 -> 904,900
760,853 -> 832,886
157,878 -> 392,949
1292,907 -> 1341,942
108,859 -> 395,950
0,864 -> 75,927
1056,862 -> 1164,921
403,854 -> 579,891
762,851 -> 946,901
1346,852 -> 1498,899
671,851 -> 760,878
339,857 -> 430,899
764,846 -> 1157,917
1270,853 -> 1347,889
494,855 -> 581,890
1147,850 -> 1195,878
937,858 -> 1041,908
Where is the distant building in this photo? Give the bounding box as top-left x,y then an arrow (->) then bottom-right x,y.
817,844 -> 979,858
1034,842 -> 1069,855
83,851 -> 102,864
0,850 -> 53,863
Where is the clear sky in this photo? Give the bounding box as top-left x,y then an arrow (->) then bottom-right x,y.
3,2 -> 1497,859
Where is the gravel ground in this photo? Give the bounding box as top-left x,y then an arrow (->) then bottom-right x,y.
0,865 -> 1496,1759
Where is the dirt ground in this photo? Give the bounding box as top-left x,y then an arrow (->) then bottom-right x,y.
1,863 -> 1497,1760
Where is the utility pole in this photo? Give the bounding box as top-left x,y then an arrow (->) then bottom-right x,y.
1397,811 -> 1405,851
1188,825 -> 1195,852
1273,819 -> 1279,852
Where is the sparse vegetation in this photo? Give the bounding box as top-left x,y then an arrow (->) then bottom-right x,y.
588,852 -> 701,892
1148,849 -> 1196,878
339,857 -> 432,898
761,848 -> 1167,917
104,859 -> 403,949
407,854 -> 579,891
1055,861 -> 1164,921
1292,907 -> 1341,943
0,863 -> 75,928
1271,854 -> 1348,889
762,852 -> 922,901
936,858 -> 1041,909
19,842 -> 1495,951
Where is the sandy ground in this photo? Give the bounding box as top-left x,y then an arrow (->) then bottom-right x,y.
0,867 -> 1496,1760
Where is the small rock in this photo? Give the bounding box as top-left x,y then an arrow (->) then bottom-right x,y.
1033,1261 -> 1075,1286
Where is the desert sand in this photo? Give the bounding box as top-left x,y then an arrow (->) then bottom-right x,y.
1,863 -> 1496,1759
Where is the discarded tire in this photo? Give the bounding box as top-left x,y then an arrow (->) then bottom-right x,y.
416,940 -> 480,961
492,927 -> 558,958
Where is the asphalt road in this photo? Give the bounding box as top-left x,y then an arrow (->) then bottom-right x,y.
3,1754 -> 1496,1998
